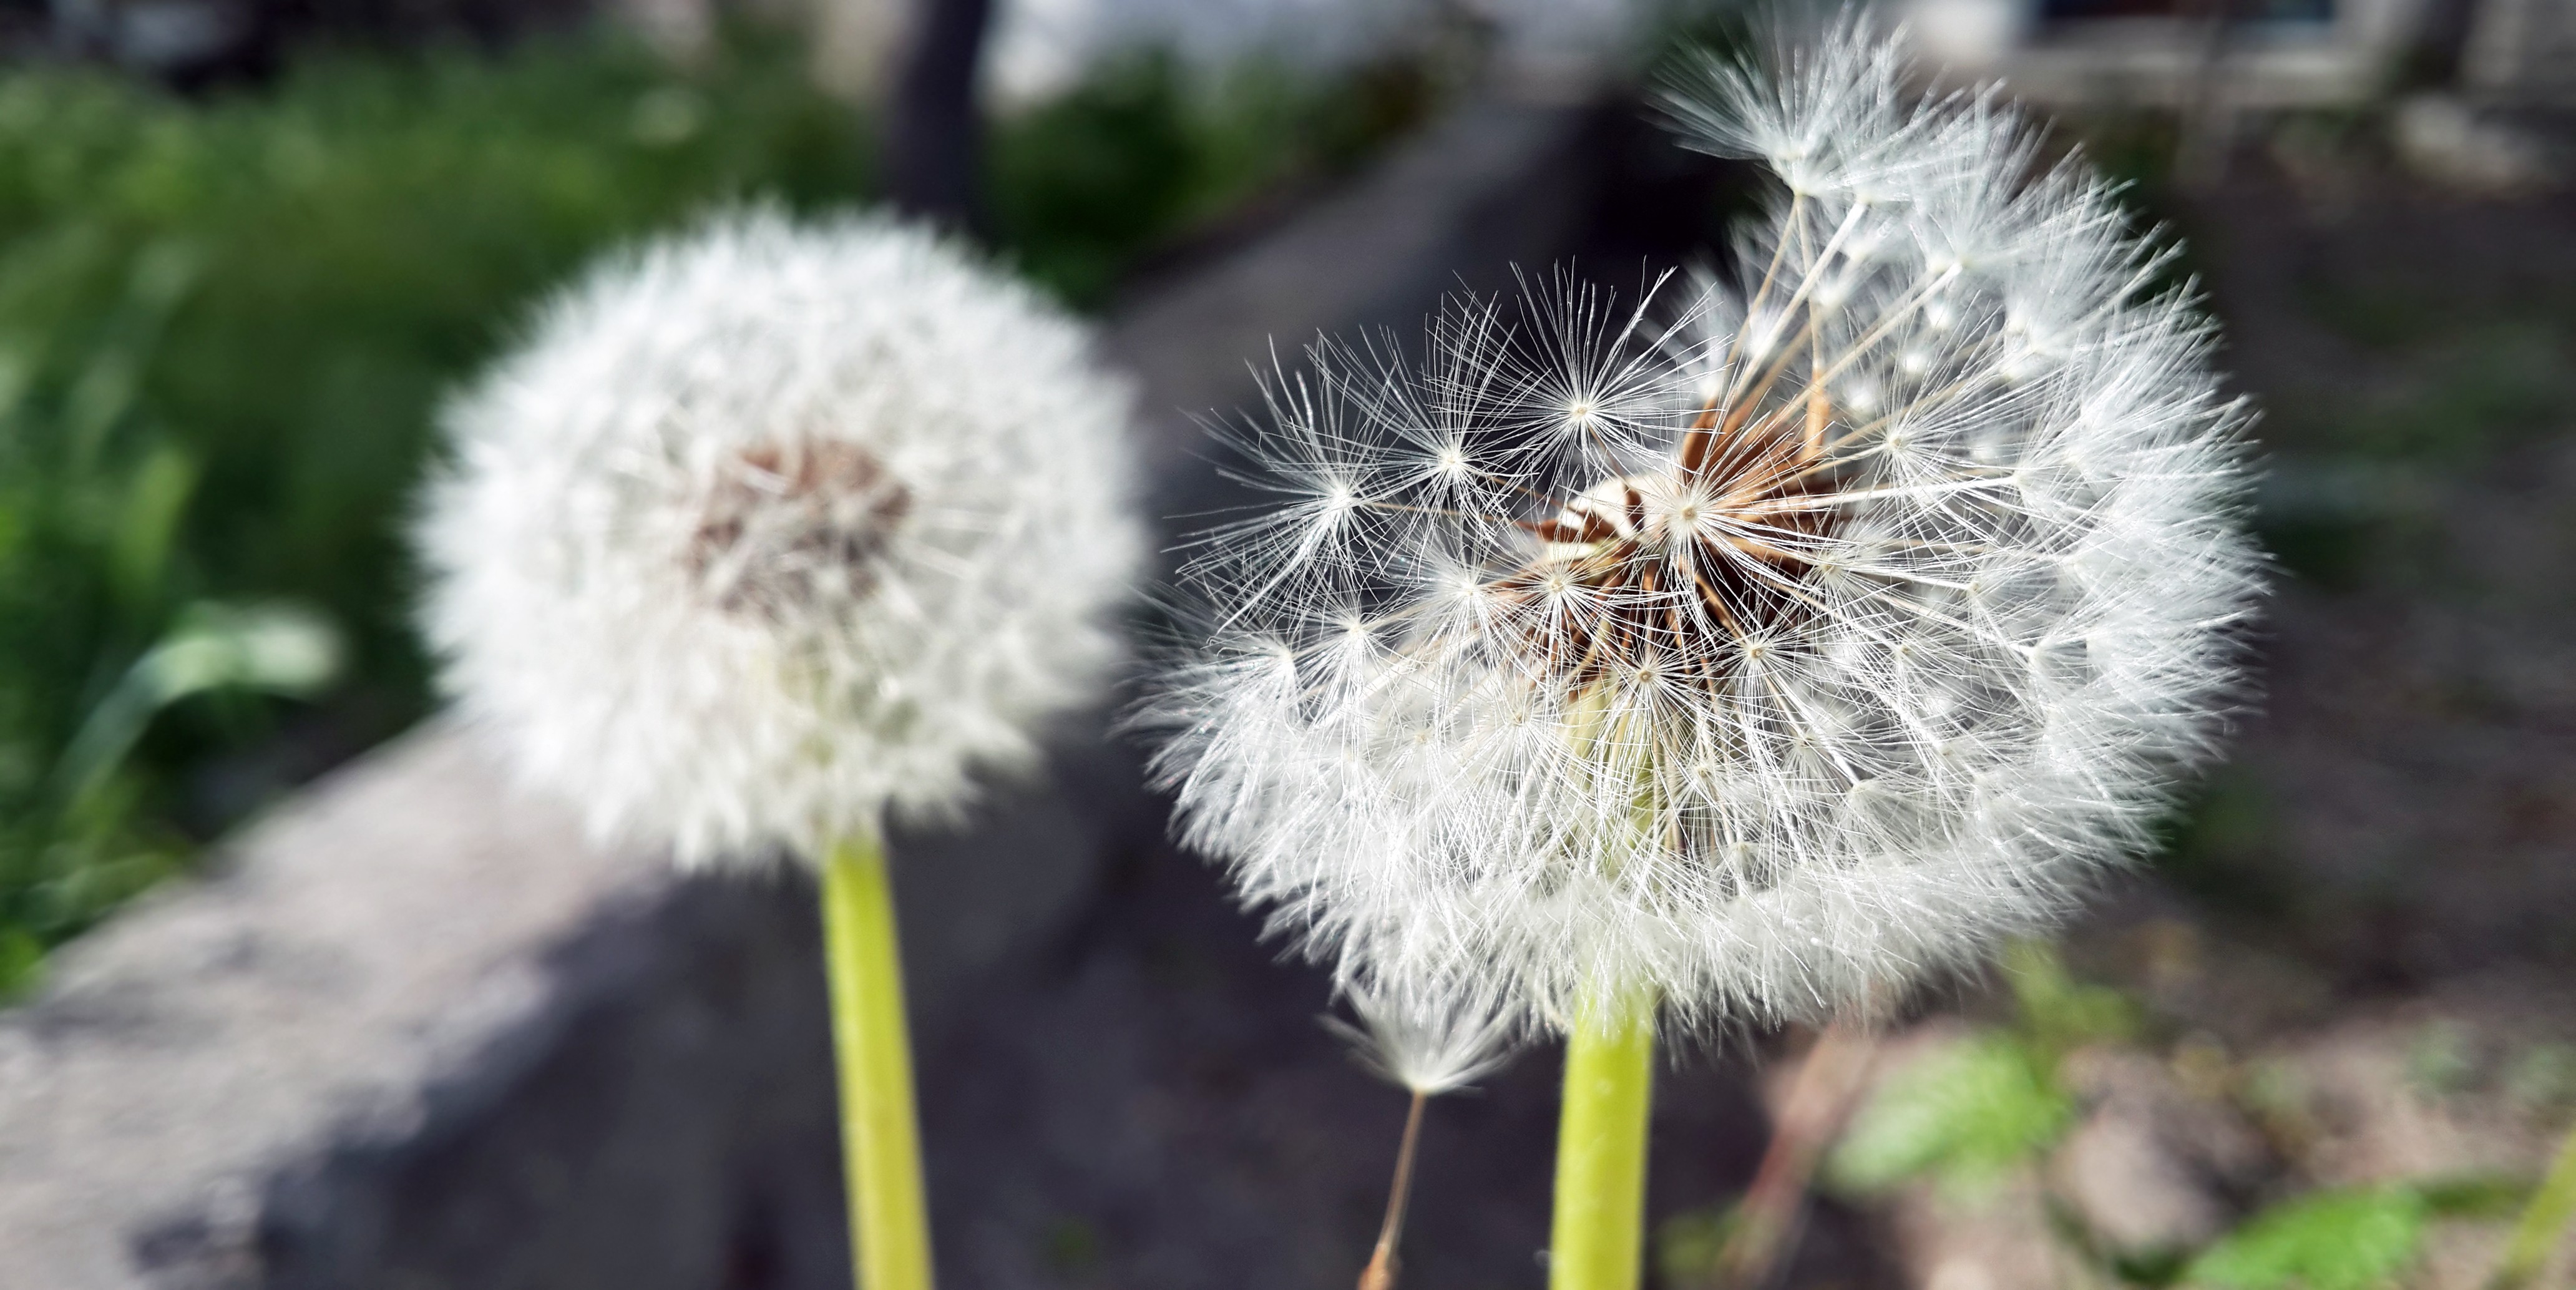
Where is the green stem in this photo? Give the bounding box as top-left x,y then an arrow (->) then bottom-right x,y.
1550,987 -> 1659,1290
2493,1118 -> 2576,1290
821,833 -> 935,1290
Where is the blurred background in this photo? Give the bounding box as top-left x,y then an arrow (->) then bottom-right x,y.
0,0 -> 2570,1286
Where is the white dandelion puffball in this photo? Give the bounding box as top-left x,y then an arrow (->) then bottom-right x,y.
1149,31 -> 2262,1033
419,212 -> 1143,864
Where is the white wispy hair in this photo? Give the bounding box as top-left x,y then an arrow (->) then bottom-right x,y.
417,210 -> 1143,864
1145,26 -> 2261,1035
1328,978 -> 1521,1097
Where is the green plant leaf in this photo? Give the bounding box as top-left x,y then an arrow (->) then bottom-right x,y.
1827,1033 -> 2075,1195
0,926 -> 41,998
54,600 -> 341,809
1655,1203 -> 1742,1290
2004,939 -> 2141,1057
2184,1186 -> 2427,1290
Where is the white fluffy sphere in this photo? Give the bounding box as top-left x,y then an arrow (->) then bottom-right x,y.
419,211 -> 1142,864
1148,31 -> 2261,1033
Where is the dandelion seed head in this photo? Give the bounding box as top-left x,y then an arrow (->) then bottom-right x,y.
1146,25 -> 2260,1034
419,211 -> 1142,864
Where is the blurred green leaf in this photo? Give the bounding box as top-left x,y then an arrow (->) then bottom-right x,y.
2494,1125 -> 2576,1290
2413,1171 -> 2532,1219
2185,1187 -> 2427,1290
56,600 -> 341,812
2005,939 -> 2142,1058
990,51 -> 1435,306
1655,1203 -> 1743,1289
0,926 -> 41,998
1827,1033 -> 2076,1195
110,439 -> 197,610
0,26 -> 1433,977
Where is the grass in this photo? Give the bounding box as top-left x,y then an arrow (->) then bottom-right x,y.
0,24 -> 1432,993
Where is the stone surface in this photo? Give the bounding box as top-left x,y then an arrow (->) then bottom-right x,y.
2047,1047 -> 2267,1260
1852,969 -> 2576,1290
1829,1023 -> 2064,1290
0,91 -> 1601,1289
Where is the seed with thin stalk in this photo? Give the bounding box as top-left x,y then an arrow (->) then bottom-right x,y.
1326,981 -> 1519,1290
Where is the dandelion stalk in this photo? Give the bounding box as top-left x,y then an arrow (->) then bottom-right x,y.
821,832 -> 934,1290
2491,1119 -> 2576,1290
1551,989 -> 1657,1290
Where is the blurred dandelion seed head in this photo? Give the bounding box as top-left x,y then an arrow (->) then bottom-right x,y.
687,437 -> 913,619
1146,24 -> 2263,1035
419,211 -> 1143,864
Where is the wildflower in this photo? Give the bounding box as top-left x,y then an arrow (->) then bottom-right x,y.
1150,31 -> 2258,1038
416,210 -> 1143,1290
1148,24 -> 2260,1289
417,210 -> 1141,865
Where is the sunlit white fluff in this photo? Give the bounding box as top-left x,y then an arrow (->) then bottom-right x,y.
419,211 -> 1143,864
1329,979 -> 1521,1097
1146,27 -> 2261,1033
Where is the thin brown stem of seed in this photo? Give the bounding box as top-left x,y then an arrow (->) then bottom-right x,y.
1357,1092 -> 1429,1290
1715,318 -> 1817,444
1730,192 -> 1806,370
1687,193 -> 1806,474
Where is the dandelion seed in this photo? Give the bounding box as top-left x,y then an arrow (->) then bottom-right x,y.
1330,979 -> 1521,1099
1326,980 -> 1520,1290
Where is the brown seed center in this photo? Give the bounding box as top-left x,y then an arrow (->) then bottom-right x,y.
689,439 -> 912,617
1499,411 -> 1845,690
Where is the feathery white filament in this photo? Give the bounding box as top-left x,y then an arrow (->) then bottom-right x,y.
1148,28 -> 2260,1033
1329,980 -> 1521,1097
419,211 -> 1142,864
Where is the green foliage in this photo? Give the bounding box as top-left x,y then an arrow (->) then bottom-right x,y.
2495,1126 -> 2576,1290
1654,1203 -> 1742,1289
2184,1187 -> 2429,1290
0,29 -> 876,991
1827,1032 -> 2076,1195
989,51 -> 1434,305
2414,1172 -> 2537,1221
1825,942 -> 2131,1197
2109,1165 -> 2514,1290
1818,944 -> 2548,1290
0,26 -> 1422,989
2004,939 -> 2143,1060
